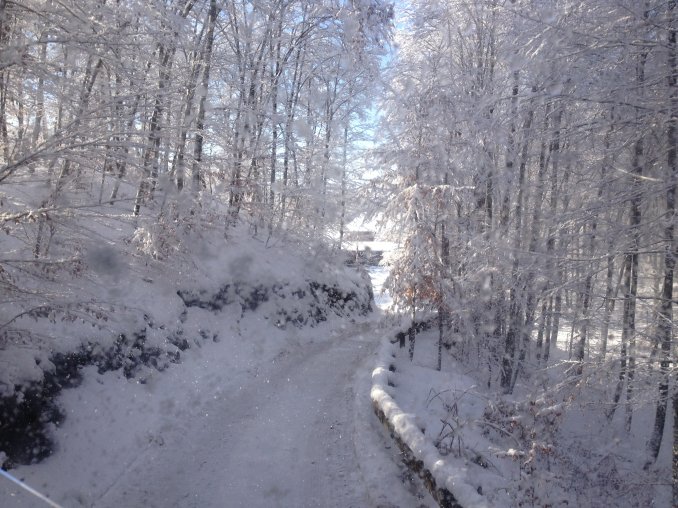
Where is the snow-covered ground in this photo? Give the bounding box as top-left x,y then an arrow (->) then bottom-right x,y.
372,330 -> 495,508
0,256 -> 438,507
372,324 -> 674,507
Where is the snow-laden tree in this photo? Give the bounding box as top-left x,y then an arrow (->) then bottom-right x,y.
0,0 -> 393,365
377,0 -> 677,498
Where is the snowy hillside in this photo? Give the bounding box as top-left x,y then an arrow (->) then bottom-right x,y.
0,223 -> 373,468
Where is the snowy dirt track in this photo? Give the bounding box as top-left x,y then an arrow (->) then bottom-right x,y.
87,322 -> 429,508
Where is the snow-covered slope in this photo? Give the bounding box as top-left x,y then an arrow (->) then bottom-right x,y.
0,226 -> 372,469
0,242 -> 438,508
372,323 -> 674,508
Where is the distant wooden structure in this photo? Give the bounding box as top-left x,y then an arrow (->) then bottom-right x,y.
344,230 -> 375,242
342,234 -> 396,267
352,246 -> 383,265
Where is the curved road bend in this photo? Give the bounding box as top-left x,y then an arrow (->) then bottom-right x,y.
95,323 -> 431,508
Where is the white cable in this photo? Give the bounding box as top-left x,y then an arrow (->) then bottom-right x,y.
0,467 -> 64,508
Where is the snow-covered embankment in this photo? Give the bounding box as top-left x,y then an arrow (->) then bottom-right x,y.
370,335 -> 488,508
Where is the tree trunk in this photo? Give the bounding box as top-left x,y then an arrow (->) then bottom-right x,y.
648,2 -> 676,462
30,37 -> 47,152
0,0 -> 8,163
191,0 -> 218,193
268,15 -> 283,232
535,299 -> 548,364
544,106 -> 564,365
498,72 -> 521,390
622,45 -> 647,431
508,91 -> 536,392
133,44 -> 175,217
0,68 -> 8,163
575,159 -> 609,373
674,388 -> 678,505
338,123 -> 349,249
281,47 -> 303,227
532,100 -> 552,365
409,296 -> 416,362
173,35 -> 204,192
438,174 -> 450,372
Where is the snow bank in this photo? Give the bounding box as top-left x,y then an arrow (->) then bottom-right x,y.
370,336 -> 488,508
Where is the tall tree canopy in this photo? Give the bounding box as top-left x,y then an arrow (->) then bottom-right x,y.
0,0 -> 393,362
378,0 -> 677,491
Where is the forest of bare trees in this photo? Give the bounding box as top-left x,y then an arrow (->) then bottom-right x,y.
2,0 -> 677,503
379,0 -> 677,502
0,0 -> 392,347
1,0 -> 393,234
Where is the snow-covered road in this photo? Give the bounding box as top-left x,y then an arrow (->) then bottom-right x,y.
89,322 -> 429,508
3,263 -> 435,507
